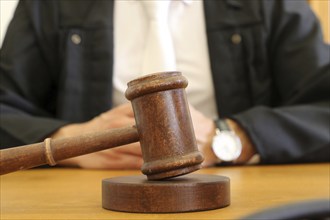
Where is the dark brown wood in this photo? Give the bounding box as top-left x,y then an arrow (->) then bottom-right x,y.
0,72 -> 204,180
102,174 -> 230,213
0,126 -> 139,175
126,72 -> 204,180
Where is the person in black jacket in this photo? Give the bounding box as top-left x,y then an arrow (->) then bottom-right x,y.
0,0 -> 329,169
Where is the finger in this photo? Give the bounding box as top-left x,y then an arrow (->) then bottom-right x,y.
106,117 -> 136,129
102,103 -> 134,118
107,142 -> 142,156
60,151 -> 143,170
100,152 -> 143,169
90,115 -> 135,130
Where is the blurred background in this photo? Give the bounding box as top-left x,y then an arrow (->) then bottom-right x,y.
0,0 -> 329,48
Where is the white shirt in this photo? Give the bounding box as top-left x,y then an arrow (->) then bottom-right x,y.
113,0 -> 218,119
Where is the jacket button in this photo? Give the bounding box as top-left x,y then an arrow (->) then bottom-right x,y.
231,33 -> 242,45
71,34 -> 81,45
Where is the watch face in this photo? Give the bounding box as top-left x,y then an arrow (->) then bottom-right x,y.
212,132 -> 242,161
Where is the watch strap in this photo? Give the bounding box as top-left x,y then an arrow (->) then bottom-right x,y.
215,119 -> 231,132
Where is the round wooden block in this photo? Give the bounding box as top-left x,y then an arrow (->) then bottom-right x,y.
102,174 -> 230,213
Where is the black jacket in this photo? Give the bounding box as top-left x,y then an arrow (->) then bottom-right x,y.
1,0 -> 329,164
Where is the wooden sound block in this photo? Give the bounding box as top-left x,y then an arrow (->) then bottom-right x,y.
102,174 -> 230,213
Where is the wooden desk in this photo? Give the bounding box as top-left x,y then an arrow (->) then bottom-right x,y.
1,163 -> 329,219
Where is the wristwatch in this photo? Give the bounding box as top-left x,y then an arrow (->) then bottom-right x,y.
212,119 -> 242,162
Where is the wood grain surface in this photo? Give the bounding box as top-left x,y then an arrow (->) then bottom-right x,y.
1,163 -> 329,219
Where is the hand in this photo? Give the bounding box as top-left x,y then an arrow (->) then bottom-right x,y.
51,103 -> 143,169
226,119 -> 257,164
189,105 -> 257,167
52,103 -> 136,137
188,105 -> 219,167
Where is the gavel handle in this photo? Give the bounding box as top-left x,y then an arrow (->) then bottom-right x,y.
0,126 -> 139,175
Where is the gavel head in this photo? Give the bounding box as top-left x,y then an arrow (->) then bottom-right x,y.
125,72 -> 204,180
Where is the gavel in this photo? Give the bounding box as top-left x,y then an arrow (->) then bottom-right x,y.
0,72 -> 204,179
